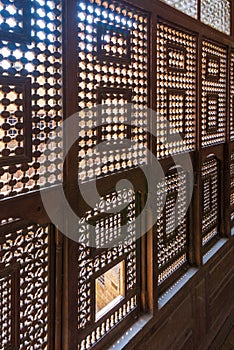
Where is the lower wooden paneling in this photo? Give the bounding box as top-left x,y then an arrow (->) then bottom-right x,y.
128,239 -> 234,350
208,275 -> 234,331
177,331 -> 194,350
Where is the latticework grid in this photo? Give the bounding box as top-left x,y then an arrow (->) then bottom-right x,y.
156,20 -> 197,158
0,0 -> 62,198
156,168 -> 188,287
95,213 -> 122,248
0,223 -> 50,349
77,0 -> 148,182
230,51 -> 234,140
201,0 -> 231,35
77,189 -> 138,349
0,76 -> 31,165
201,157 -> 219,248
0,0 -> 30,42
0,0 -> 233,348
230,152 -> 234,206
201,40 -> 227,147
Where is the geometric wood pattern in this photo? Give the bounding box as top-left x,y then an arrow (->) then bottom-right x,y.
77,189 -> 139,349
201,0 -> 231,35
96,87 -> 132,149
67,0 -> 234,347
156,20 -> 197,158
156,167 -> 188,292
230,52 -> 234,140
1,0 -> 234,350
206,94 -> 219,133
201,156 -> 219,249
0,76 -> 31,166
167,89 -> 186,137
201,41 -> 227,147
97,22 -> 131,64
230,152 -> 234,208
0,263 -> 19,349
0,0 -> 31,43
0,0 -> 62,198
0,222 -> 51,349
77,0 -> 149,181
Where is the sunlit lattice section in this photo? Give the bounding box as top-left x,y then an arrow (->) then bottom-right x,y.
156,20 -> 197,158
0,0 -> 30,42
95,261 -> 125,321
77,0 -> 148,181
231,211 -> 234,225
201,157 -> 219,249
0,223 -> 51,349
0,0 -> 62,198
160,0 -> 197,18
156,168 -> 188,289
96,88 -> 131,149
0,76 -> 31,165
77,189 -> 139,349
201,41 -> 226,147
201,0 -> 231,35
230,52 -> 234,140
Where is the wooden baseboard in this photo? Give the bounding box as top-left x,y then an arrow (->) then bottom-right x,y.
208,309 -> 234,350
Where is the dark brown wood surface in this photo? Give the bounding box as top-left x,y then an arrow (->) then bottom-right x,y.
0,0 -> 234,349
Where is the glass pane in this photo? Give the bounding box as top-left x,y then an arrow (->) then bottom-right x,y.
160,0 -> 198,18
201,0 -> 231,35
96,261 -> 125,320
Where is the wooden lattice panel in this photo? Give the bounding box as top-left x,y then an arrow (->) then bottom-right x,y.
201,157 -> 219,248
0,0 -> 30,42
0,222 -> 51,349
156,168 -> 188,288
77,189 -> 139,349
156,20 -> 196,158
0,0 -> 62,198
201,0 -> 231,35
230,52 -> 234,140
201,40 -> 227,147
0,76 -> 31,165
160,0 -> 198,18
77,0 -> 148,181
230,152 -> 234,206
